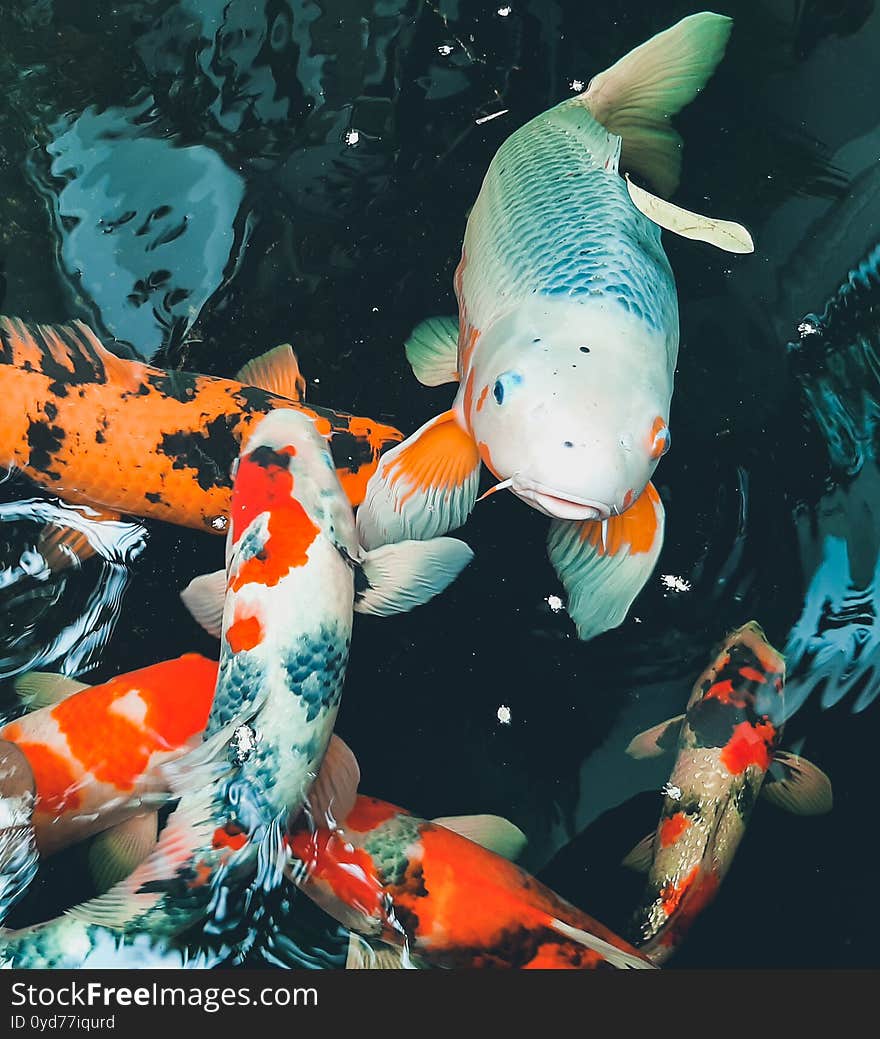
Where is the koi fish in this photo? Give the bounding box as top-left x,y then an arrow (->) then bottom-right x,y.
0,316 -> 402,544
623,622 -> 832,964
286,795 -> 653,970
0,408 -> 471,967
356,12 -> 753,640
0,655 -> 218,861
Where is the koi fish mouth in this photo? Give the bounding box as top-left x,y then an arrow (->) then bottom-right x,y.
511,481 -> 612,521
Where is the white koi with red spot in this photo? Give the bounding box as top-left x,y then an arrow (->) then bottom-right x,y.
0,410 -> 471,966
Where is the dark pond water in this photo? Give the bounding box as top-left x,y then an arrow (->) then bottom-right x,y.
0,0 -> 878,968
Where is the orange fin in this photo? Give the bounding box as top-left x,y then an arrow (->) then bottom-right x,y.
305,735 -> 361,827
762,752 -> 833,815
37,525 -> 95,572
236,344 -> 307,402
625,714 -> 685,760
547,482 -> 665,640
356,410 -> 481,549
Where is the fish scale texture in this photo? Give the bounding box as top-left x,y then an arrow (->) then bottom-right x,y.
464,101 -> 676,332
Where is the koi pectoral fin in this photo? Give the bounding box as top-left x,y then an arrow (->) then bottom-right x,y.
356,410 -> 481,550
431,814 -> 527,861
405,317 -> 460,386
354,537 -> 473,616
180,568 -> 227,638
88,812 -> 160,895
762,752 -> 833,815
625,715 -> 686,760
621,832 -> 656,873
547,483 -> 665,641
12,671 -> 91,708
303,735 -> 361,829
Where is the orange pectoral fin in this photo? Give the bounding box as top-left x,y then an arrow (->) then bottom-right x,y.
547,483 -> 665,641
356,410 -> 481,549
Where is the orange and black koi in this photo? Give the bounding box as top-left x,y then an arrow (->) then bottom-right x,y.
624,622 -> 832,964
286,795 -> 653,970
0,316 -> 402,537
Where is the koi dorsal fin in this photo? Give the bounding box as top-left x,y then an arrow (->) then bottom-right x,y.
0,316 -> 144,392
236,344 -> 307,402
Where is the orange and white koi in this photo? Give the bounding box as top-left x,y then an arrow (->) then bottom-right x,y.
0,409 -> 470,967
623,622 -> 832,964
357,13 -> 753,640
0,655 -> 218,859
286,795 -> 653,970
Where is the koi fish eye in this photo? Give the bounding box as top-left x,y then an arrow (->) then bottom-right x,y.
493,371 -> 522,405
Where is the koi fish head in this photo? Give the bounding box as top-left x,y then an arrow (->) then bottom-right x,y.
230,408 -> 359,564
463,300 -> 674,521
687,621 -> 787,745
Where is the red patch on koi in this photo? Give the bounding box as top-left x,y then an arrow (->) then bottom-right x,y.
51,657 -> 216,791
739,666 -> 767,684
659,865 -> 699,917
212,824 -> 248,851
344,796 -> 404,833
659,812 -> 691,849
703,679 -> 740,705
230,448 -> 319,590
524,943 -> 602,969
288,829 -> 385,917
226,610 -> 264,653
12,741 -> 82,813
476,385 -> 489,412
720,721 -> 776,775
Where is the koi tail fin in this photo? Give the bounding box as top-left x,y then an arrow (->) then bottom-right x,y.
580,11 -> 733,198
547,483 -> 664,641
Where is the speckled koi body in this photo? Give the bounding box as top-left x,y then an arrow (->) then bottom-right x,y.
0,316 -> 401,534
627,622 -> 831,963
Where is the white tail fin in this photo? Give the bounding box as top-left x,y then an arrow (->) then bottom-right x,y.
580,12 -> 733,197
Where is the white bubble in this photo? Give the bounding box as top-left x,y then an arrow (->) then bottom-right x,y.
497,705 -> 512,725
546,594 -> 563,613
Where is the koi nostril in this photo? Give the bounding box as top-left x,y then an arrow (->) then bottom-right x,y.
563,440 -> 574,448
